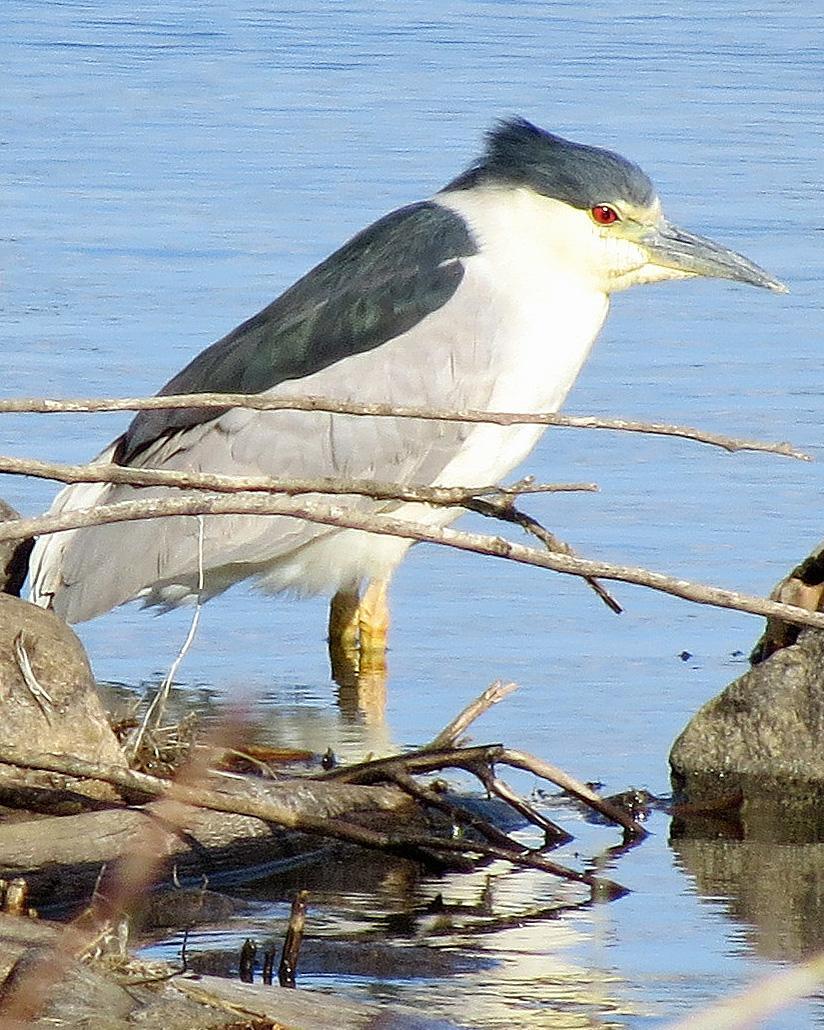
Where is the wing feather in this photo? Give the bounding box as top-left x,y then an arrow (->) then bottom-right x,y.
31,201 -> 514,622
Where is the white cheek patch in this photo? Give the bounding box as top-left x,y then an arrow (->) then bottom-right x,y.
602,235 -> 650,280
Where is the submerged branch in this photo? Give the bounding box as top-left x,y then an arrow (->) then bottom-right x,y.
0,393 -> 809,459
0,746 -> 621,896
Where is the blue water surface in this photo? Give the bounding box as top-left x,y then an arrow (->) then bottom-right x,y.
2,2 -> 823,1026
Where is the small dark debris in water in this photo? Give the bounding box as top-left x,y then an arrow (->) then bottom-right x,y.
427,893 -> 446,912
602,788 -> 656,823
321,747 -> 336,770
678,651 -> 692,662
579,788 -> 660,826
585,780 -> 604,792
262,944 -> 276,986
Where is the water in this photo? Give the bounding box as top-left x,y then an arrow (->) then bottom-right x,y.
2,1 -> 824,1025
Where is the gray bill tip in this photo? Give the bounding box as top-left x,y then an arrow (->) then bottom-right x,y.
765,275 -> 790,295
646,221 -> 789,294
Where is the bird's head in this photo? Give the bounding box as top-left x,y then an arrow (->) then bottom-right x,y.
444,118 -> 787,296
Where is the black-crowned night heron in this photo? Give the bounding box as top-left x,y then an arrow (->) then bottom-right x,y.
29,117 -> 785,679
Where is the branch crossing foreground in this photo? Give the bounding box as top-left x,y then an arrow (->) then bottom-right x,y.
0,392 -> 816,628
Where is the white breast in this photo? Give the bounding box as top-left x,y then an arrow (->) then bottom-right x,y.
430,186 -> 610,487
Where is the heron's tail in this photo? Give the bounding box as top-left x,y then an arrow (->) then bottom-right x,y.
29,443 -> 120,622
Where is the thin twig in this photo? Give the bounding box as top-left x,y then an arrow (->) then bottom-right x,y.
471,763 -> 573,844
0,453 -> 613,612
12,632 -> 54,725
384,769 -> 523,851
127,516 -> 205,760
4,493 -> 824,632
319,742 -> 647,839
501,749 -> 648,838
428,681 -> 519,749
466,495 -> 622,613
0,393 -> 808,459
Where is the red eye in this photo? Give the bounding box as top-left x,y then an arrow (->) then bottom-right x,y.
591,204 -> 620,226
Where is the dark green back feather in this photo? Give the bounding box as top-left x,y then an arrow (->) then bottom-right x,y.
118,201 -> 477,462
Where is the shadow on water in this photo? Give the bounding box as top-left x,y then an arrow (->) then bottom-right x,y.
139,810 -> 640,1028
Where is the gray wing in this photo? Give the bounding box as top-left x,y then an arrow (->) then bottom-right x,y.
30,200 -> 506,622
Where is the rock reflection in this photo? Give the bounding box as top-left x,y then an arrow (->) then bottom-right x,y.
670,801 -> 824,962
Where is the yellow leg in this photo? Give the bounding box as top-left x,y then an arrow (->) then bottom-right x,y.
357,578 -> 390,676
328,587 -> 360,687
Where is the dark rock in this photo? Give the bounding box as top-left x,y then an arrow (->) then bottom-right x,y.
0,500 -> 32,598
750,540 -> 824,663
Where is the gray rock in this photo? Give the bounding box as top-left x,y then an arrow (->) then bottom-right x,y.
0,593 -> 127,807
670,627 -> 824,800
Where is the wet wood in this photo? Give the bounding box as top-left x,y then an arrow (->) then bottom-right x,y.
0,913 -> 429,1029
278,890 -> 309,988
0,779 -> 413,910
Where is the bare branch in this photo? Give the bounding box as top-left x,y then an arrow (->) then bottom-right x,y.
0,393 -> 809,459
428,681 -> 519,749
465,494 -> 622,613
0,453 -> 596,502
0,746 -> 621,896
501,748 -> 646,837
0,455 -> 614,611
3,493 -> 824,632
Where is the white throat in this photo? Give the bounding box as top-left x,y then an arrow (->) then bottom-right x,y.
435,185 -> 610,414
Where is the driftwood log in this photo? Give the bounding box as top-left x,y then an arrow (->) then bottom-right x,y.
0,777 -> 413,912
